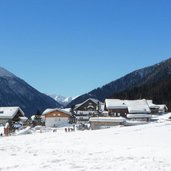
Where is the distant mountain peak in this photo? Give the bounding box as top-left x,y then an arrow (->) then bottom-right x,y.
49,95 -> 78,106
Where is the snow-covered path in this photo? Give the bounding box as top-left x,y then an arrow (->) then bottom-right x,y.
0,122 -> 171,171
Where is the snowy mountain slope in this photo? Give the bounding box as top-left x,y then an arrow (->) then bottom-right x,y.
67,57 -> 171,107
0,121 -> 171,170
0,67 -> 16,77
0,67 -> 61,117
50,95 -> 78,106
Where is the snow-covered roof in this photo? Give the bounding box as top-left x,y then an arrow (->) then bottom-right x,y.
106,99 -> 151,113
63,108 -> 71,112
75,98 -> 104,110
105,99 -> 128,109
0,107 -> 25,119
42,108 -> 72,116
147,100 -> 159,109
19,116 -> 28,121
147,100 -> 154,106
127,114 -> 152,119
156,105 -> 168,111
125,99 -> 151,114
89,117 -> 126,123
147,100 -> 168,110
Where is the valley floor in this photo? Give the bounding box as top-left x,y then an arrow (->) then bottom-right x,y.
0,121 -> 171,171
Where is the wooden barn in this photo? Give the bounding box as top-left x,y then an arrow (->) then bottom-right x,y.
42,108 -> 72,127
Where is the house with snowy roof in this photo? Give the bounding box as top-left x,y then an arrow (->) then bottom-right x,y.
105,99 -> 152,121
105,99 -> 128,117
73,98 -> 104,122
0,107 -> 25,125
147,100 -> 168,114
42,108 -> 72,127
125,99 -> 152,121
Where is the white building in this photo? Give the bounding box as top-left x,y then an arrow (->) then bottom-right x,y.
42,108 -> 72,127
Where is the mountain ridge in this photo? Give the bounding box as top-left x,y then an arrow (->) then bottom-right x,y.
110,76 -> 171,110
67,57 -> 171,108
0,68 -> 61,117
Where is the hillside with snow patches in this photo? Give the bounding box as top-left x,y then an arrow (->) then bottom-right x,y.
0,114 -> 171,171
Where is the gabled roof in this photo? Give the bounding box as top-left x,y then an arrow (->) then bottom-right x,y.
147,100 -> 159,108
42,108 -> 72,116
0,107 -> 25,119
125,99 -> 151,114
147,100 -> 168,111
156,105 -> 168,111
62,108 -> 71,112
105,99 -> 128,109
105,99 -> 151,114
74,98 -> 103,110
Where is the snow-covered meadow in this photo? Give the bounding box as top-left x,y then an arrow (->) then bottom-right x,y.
0,118 -> 171,171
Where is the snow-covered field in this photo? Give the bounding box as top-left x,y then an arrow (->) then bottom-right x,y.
0,120 -> 171,170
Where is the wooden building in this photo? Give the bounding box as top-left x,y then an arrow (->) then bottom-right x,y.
105,99 -> 128,117
74,98 -> 104,114
105,99 -> 153,121
0,107 -> 25,125
42,108 -> 72,127
73,98 -> 104,122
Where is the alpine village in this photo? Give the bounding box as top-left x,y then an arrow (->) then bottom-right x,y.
0,58 -> 171,136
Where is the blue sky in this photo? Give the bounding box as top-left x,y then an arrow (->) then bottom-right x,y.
0,0 -> 171,97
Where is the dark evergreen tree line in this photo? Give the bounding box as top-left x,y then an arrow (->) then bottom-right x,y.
110,76 -> 171,111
